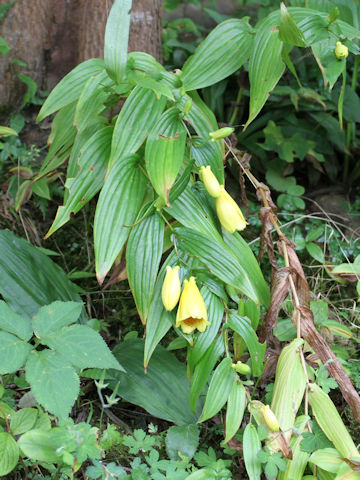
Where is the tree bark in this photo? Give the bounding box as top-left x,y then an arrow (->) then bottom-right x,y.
0,0 -> 162,107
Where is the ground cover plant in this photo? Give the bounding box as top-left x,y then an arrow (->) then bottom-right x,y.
0,0 -> 360,478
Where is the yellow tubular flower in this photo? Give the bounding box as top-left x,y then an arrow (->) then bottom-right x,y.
215,185 -> 248,234
161,266 -> 181,311
200,165 -> 221,198
261,405 -> 280,432
176,276 -> 209,334
334,41 -> 349,60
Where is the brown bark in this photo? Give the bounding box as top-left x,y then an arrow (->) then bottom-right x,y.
0,0 -> 162,106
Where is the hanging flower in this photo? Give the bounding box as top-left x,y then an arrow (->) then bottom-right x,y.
176,276 -> 209,334
200,165 -> 221,198
215,185 -> 248,234
161,265 -> 181,311
334,41 -> 348,60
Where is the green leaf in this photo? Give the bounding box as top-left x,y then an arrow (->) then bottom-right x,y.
32,301 -> 83,337
308,448 -> 343,474
279,3 -> 306,46
94,155 -> 147,284
37,59 -> 105,121
225,380 -> 246,443
104,0 -> 132,83
41,324 -> 124,371
0,126 -> 17,137
25,349 -> 80,419
245,15 -> 285,128
110,338 -> 201,425
31,178 -> 51,200
127,51 -> 165,73
10,408 -> 38,435
227,311 -> 266,377
306,242 -> 325,263
110,86 -> 166,168
198,357 -> 236,422
18,73 -> 38,108
18,429 -> 62,463
175,227 -> 260,304
300,422 -> 333,454
312,38 -> 346,89
128,70 -> 174,100
0,332 -> 32,374
0,432 -> 19,476
145,108 -> 186,204
46,126 -> 113,236
126,210 -> 164,324
0,301 -> 33,341
165,424 -> 200,460
243,423 -> 262,480
182,18 -> 253,91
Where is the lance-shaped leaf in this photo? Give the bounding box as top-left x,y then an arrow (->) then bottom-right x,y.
182,18 -> 253,91
37,59 -> 105,121
243,424 -> 262,480
227,311 -> 266,377
46,126 -> 113,237
110,86 -> 166,167
126,208 -> 164,324
94,155 -> 147,284
145,107 -> 186,205
279,3 -> 306,47
225,381 -> 247,443
104,0 -> 132,83
0,433 -> 19,477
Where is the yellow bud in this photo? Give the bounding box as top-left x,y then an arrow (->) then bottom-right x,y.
231,361 -> 251,375
175,276 -> 209,334
334,41 -> 348,60
215,185 -> 248,234
261,405 -> 280,432
161,265 -> 181,311
199,165 -> 221,198
209,127 -> 234,142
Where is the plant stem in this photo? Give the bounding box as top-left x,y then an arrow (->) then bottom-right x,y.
229,87 -> 244,126
343,55 -> 359,182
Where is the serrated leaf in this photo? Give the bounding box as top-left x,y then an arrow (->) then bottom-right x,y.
0,301 -> 33,341
37,59 -> 105,121
32,301 -> 83,338
243,423 -> 262,480
94,155 -> 147,284
225,381 -> 246,443
126,209 -> 164,324
41,324 -> 124,371
0,432 -> 19,476
110,86 -> 166,167
25,350 -> 80,418
182,18 -> 253,91
0,332 -> 32,374
10,408 -> 38,435
18,429 -> 62,463
104,0 -> 132,83
166,424 -> 199,460
198,357 -> 236,422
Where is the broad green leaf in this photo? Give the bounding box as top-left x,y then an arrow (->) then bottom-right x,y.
245,15 -> 285,128
110,86 -> 166,167
0,126 -> 17,136
127,51 -> 165,73
18,429 -> 62,463
190,336 -> 225,412
279,3 -> 306,46
25,349 -> 80,418
104,0 -> 132,83
37,59 -> 105,121
182,18 -> 253,91
0,433 -> 19,476
10,408 -> 38,435
309,448 -> 343,473
126,209 -> 164,324
0,301 -> 33,341
41,324 -> 124,371
225,381 -> 246,443
145,107 -> 186,204
165,424 -> 199,461
332,263 -> 360,274
0,332 -> 32,374
198,357 -> 236,422
46,126 -> 113,236
110,338 -> 201,425
94,155 -> 147,284
32,301 -> 83,338
31,178 -> 51,200
227,311 -> 266,377
175,227 -> 260,304
243,424 -> 262,480
312,38 -> 347,89
306,242 -> 325,263
128,70 -> 174,100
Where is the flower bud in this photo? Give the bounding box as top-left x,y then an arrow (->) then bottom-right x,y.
161,265 -> 181,311
215,185 -> 248,234
183,97 -> 193,115
176,276 -> 209,334
231,361 -> 251,375
199,165 -> 221,198
209,127 -> 234,142
261,405 -> 280,432
335,41 -> 348,60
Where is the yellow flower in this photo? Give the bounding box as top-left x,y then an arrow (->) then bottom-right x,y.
215,185 -> 248,234
334,41 -> 349,60
260,405 -> 280,432
161,266 -> 181,311
200,165 -> 221,198
176,276 -> 209,334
